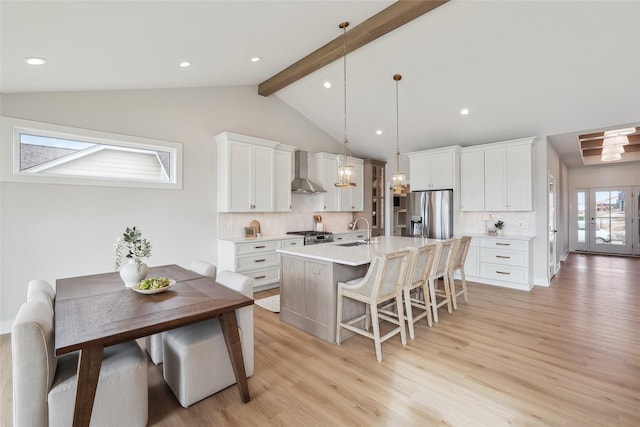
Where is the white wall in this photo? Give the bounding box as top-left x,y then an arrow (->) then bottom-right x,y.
0,86 -> 340,333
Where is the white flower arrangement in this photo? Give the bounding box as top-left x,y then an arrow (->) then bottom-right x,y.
114,226 -> 152,272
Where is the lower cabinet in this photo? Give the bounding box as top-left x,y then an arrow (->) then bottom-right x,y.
280,254 -> 368,343
217,237 -> 304,291
459,236 -> 533,291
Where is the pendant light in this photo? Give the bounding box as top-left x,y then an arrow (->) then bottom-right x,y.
390,74 -> 408,192
335,21 -> 356,188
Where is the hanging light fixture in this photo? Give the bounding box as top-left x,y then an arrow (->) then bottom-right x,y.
390,73 -> 408,192
602,135 -> 629,147
335,21 -> 356,188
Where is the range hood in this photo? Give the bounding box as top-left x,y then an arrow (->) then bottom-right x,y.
291,150 -> 326,193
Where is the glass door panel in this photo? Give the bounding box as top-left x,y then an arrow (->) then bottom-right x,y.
589,188 -> 632,254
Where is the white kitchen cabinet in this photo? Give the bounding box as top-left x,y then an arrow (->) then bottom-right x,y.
484,138 -> 533,211
458,235 -> 533,290
274,146 -> 294,211
406,146 -> 460,191
217,236 -> 304,291
313,152 -> 364,212
215,132 -> 295,213
459,148 -> 485,211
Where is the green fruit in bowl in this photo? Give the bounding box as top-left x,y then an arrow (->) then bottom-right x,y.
139,277 -> 170,290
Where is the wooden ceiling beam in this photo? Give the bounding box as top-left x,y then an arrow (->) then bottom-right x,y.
258,0 -> 449,97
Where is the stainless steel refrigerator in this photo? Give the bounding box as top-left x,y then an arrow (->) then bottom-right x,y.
406,190 -> 453,239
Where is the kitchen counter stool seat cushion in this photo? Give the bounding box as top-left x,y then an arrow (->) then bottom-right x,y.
162,270 -> 253,408
11,300 -> 148,427
336,250 -> 410,363
146,260 -> 217,365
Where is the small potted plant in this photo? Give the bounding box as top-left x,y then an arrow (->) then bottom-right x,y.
494,220 -> 505,236
114,226 -> 152,287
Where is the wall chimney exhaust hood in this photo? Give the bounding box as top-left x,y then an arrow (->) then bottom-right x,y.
291,150 -> 326,193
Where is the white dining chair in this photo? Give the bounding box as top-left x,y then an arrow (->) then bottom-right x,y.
448,236 -> 472,310
145,259 -> 216,364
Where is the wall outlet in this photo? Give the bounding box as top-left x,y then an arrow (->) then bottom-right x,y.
518,220 -> 528,228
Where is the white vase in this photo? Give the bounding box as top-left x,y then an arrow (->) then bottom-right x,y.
119,259 -> 149,287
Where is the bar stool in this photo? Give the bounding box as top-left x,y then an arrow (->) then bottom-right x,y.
336,250 -> 411,362
428,238 -> 459,323
403,243 -> 440,339
448,236 -> 472,309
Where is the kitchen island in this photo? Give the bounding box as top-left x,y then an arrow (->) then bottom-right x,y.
276,236 -> 440,343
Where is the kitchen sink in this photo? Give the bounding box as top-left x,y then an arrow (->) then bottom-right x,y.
336,240 -> 368,247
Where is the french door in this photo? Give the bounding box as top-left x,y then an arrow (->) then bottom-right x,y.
576,187 -> 634,255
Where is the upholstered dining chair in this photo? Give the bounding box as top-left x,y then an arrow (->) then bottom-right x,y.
448,236 -> 472,310
336,249 -> 411,363
162,270 -> 254,408
428,238 -> 459,323
27,279 -> 56,309
403,243 -> 440,340
145,259 -> 217,364
11,300 -> 148,427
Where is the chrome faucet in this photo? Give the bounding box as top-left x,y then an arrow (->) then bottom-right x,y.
352,217 -> 371,245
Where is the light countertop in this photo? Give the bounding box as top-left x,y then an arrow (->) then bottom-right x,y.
276,236 -> 443,266
218,234 -> 304,244
457,232 -> 535,241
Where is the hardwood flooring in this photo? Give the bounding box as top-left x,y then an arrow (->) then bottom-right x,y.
1,253 -> 639,426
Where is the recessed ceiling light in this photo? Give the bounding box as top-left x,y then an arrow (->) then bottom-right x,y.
24,57 -> 47,65
323,81 -> 332,89
179,61 -> 192,68
460,108 -> 470,115
250,57 -> 261,63
376,130 -> 383,135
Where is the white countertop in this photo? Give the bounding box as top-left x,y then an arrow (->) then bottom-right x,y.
276,236 -> 443,266
457,232 -> 535,241
218,234 -> 303,244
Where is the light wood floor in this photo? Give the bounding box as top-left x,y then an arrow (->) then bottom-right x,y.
2,253 -> 639,426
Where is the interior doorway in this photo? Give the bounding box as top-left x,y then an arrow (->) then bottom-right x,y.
548,174 -> 559,279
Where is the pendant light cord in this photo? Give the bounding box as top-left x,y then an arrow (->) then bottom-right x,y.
394,74 -> 402,174
342,22 -> 348,153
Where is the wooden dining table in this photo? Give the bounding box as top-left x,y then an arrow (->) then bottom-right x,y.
55,264 -> 254,427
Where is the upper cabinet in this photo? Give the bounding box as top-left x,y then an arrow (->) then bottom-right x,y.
313,152 -> 364,212
406,146 -> 461,191
215,132 -> 294,213
460,137 -> 534,212
460,148 -> 485,211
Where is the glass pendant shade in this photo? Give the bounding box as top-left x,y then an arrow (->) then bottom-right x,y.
601,152 -> 622,162
390,73 -> 408,192
335,21 -> 356,188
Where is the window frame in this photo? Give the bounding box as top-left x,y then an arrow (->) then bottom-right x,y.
8,119 -> 182,190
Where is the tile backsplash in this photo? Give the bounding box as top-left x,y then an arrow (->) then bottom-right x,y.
458,211 -> 536,235
217,193 -> 353,238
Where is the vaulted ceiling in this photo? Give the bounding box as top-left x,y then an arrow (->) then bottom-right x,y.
2,1 -> 639,168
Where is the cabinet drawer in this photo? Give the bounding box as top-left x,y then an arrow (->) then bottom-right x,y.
480,263 -> 528,284
282,238 -> 304,248
480,239 -> 528,251
245,266 -> 280,287
237,252 -> 279,271
481,248 -> 528,267
237,240 -> 280,254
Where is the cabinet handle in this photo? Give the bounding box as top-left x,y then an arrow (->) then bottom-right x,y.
254,245 -> 266,249
496,271 -> 511,275
496,243 -> 510,246
496,255 -> 511,259
254,275 -> 266,279
290,242 -> 297,245
254,259 -> 266,263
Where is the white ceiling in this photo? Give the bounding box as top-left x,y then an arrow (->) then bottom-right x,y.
2,1 -> 639,168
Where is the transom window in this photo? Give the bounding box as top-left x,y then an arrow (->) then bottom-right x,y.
10,123 -> 182,189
